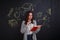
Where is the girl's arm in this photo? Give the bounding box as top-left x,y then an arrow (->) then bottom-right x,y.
33,20 -> 42,33
20,21 -> 27,34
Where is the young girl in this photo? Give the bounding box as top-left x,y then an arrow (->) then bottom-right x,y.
20,11 -> 42,40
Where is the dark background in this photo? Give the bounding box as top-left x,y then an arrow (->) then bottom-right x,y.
0,0 -> 60,40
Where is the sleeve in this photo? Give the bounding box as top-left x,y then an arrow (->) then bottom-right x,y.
33,20 -> 37,26
20,21 -> 27,34
33,20 -> 41,33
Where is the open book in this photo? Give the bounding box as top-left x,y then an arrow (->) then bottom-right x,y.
30,26 -> 38,31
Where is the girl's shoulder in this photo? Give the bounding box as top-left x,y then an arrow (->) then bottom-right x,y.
22,20 -> 36,23
22,20 -> 25,23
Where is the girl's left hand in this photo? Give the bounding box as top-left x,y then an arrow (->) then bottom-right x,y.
37,25 -> 42,28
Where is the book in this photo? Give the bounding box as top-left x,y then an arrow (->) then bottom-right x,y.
30,26 -> 38,31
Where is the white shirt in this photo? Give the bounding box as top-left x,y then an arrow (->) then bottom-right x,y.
20,20 -> 40,40
21,20 -> 37,35
26,23 -> 34,35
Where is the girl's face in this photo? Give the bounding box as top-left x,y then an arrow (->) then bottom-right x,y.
28,13 -> 33,20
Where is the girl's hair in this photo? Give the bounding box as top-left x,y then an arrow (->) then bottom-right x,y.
25,11 -> 34,25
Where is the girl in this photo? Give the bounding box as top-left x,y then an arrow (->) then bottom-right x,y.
20,11 -> 42,40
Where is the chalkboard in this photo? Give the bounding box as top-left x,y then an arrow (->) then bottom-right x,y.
7,3 -> 51,30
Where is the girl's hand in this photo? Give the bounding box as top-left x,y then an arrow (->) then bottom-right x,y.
33,25 -> 42,28
37,25 -> 42,28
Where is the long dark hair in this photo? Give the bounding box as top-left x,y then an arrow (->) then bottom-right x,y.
25,11 -> 34,25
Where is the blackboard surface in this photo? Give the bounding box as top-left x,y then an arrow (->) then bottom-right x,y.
0,0 -> 60,40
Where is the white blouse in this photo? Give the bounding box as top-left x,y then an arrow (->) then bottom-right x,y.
26,23 -> 34,35
20,20 -> 37,35
20,20 -> 41,40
